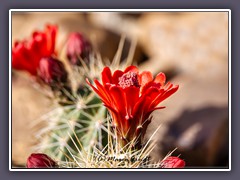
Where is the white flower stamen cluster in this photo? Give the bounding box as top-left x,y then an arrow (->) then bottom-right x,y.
118,72 -> 140,88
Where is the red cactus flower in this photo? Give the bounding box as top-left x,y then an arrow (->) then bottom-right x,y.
26,153 -> 58,168
66,32 -> 92,66
86,65 -> 179,148
160,156 -> 185,168
38,57 -> 68,85
12,24 -> 57,75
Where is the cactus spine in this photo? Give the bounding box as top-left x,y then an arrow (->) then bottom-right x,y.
34,36 -> 135,162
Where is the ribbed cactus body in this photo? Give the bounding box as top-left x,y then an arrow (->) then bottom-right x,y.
35,88 -> 108,161
34,36 -> 136,165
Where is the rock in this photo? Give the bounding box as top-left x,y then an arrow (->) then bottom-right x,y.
137,12 -> 228,75
146,72 -> 228,167
138,13 -> 229,167
12,73 -> 51,165
87,12 -> 149,64
87,12 -> 228,77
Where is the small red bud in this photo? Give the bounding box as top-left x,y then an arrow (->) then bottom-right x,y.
38,57 -> 68,85
66,32 -> 92,66
160,156 -> 185,168
26,153 -> 58,168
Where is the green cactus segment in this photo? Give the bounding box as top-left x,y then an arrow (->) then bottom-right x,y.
34,37 -> 135,165
36,91 -> 108,161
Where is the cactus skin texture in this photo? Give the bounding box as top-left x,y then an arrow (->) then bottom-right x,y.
34,36 -> 135,162
35,85 -> 108,161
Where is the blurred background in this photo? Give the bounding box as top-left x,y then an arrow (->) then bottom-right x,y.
12,11 -> 229,168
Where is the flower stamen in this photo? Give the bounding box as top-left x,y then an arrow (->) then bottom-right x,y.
118,72 -> 140,88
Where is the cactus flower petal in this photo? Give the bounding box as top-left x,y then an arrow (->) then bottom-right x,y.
12,24 -> 57,76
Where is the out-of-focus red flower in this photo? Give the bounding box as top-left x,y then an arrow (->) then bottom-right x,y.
66,32 -> 92,66
12,24 -> 57,75
26,153 -> 58,168
160,156 -> 185,168
38,57 -> 68,85
38,57 -> 72,105
87,65 -> 179,148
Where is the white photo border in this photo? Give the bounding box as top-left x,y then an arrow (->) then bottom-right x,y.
9,9 -> 231,172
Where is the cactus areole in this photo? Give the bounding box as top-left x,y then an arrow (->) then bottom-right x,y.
87,65 -> 179,149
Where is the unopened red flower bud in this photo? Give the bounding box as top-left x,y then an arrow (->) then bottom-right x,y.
38,57 -> 68,85
160,156 -> 185,168
26,153 -> 58,168
66,32 -> 92,66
